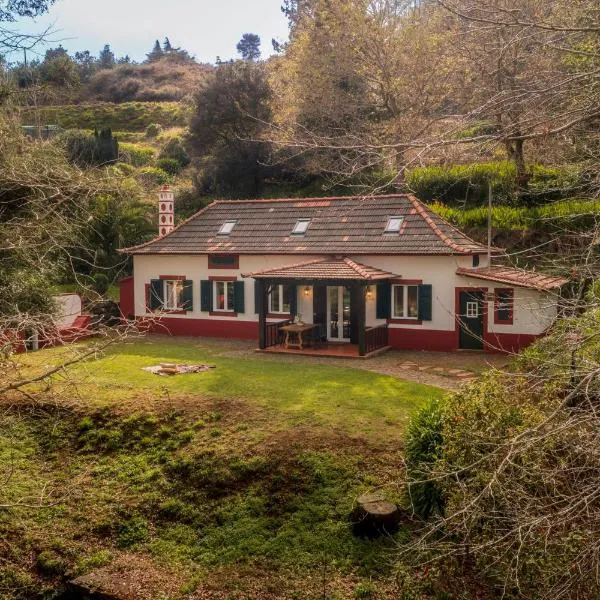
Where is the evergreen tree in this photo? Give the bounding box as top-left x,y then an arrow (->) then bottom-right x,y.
98,44 -> 115,69
146,40 -> 164,62
163,37 -> 173,53
236,33 -> 261,61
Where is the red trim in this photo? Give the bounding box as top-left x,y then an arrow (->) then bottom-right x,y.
159,274 -> 186,280
208,254 -> 240,269
494,288 -> 514,325
140,316 -> 257,340
455,287 -> 489,350
389,318 -> 422,325
390,278 -> 422,285
119,276 -> 135,319
209,275 -> 237,281
145,283 -> 151,312
486,332 -> 540,354
209,311 -> 238,317
389,328 -> 456,351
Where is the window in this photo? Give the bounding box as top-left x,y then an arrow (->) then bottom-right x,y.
472,254 -> 480,267
208,254 -> 239,269
269,284 -> 292,314
385,216 -> 404,233
218,220 -> 237,235
466,301 -> 479,318
392,284 -> 419,319
214,280 -> 235,311
164,280 -> 184,310
495,288 -> 514,324
292,219 -> 310,235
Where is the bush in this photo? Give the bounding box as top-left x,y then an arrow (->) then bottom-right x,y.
137,166 -> 170,187
145,123 -> 162,138
60,127 -> 119,167
405,162 -> 583,207
159,137 -> 190,168
92,272 -> 109,295
404,397 -> 446,519
156,157 -> 181,176
119,142 -> 155,167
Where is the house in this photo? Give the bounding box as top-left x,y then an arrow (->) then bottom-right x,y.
120,187 -> 568,356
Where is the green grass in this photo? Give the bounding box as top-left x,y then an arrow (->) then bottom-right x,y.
20,101 -> 187,132
2,336 -> 443,598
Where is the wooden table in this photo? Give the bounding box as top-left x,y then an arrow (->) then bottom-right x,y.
279,323 -> 317,350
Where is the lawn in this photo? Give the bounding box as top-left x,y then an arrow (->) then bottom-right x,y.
1,336 -> 444,599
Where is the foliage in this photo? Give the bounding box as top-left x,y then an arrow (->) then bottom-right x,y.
188,60 -> 276,197
60,127 -> 119,167
158,136 -> 190,168
404,397 -> 446,519
92,272 -> 109,294
156,157 -> 181,175
20,101 -> 187,131
119,142 -> 155,166
137,166 -> 170,187
405,162 -> 583,207
237,33 -> 261,61
145,122 -> 162,138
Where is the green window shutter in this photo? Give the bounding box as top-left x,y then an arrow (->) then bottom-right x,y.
149,279 -> 163,311
376,282 -> 391,319
233,280 -> 245,314
254,280 -> 260,314
289,284 -> 297,315
182,280 -> 193,311
200,280 -> 213,312
418,284 -> 433,321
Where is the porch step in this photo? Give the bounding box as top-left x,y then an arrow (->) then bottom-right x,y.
257,344 -> 391,359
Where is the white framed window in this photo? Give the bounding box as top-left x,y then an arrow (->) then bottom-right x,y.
269,284 -> 292,314
392,284 -> 419,319
385,216 -> 404,233
214,280 -> 234,311
218,220 -> 237,235
466,301 -> 479,318
164,280 -> 184,310
292,218 -> 310,235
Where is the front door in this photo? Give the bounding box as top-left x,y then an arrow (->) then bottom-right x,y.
459,291 -> 484,350
327,286 -> 351,342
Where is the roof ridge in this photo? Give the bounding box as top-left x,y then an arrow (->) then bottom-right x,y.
343,257 -> 370,278
210,194 -> 410,205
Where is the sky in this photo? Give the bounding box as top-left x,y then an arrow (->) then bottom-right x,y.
12,0 -> 290,63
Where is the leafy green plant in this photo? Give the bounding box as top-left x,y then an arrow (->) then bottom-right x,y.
119,142 -> 155,166
159,137 -> 190,168
156,157 -> 181,175
404,397 -> 446,519
137,166 -> 170,187
93,272 -> 109,295
145,123 -> 163,138
117,515 -> 149,548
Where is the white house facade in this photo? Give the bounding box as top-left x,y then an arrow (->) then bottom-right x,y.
120,191 -> 567,355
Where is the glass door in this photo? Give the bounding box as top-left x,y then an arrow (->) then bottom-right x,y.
327,286 -> 351,342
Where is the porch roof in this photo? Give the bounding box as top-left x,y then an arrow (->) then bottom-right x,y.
244,257 -> 400,282
456,266 -> 569,291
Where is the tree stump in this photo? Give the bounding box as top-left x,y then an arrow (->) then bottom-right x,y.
350,492 -> 401,538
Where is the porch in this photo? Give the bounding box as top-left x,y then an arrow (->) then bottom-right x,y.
245,257 -> 398,358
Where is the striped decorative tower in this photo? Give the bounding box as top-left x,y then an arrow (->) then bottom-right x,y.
158,185 -> 174,237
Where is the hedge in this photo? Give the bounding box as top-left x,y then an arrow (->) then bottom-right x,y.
20,101 -> 188,132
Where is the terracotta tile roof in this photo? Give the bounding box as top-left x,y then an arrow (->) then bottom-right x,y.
122,194 -> 494,256
244,257 -> 400,281
456,266 -> 569,291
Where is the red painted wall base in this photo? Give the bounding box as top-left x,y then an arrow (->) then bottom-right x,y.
388,328 -> 457,352
141,316 -> 259,340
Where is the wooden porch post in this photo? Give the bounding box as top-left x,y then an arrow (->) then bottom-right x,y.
357,283 -> 367,356
257,279 -> 267,349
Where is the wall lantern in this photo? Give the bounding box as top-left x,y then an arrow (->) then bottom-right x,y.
366,286 -> 374,300
303,286 -> 311,297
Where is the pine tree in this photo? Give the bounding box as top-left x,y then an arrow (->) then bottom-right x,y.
98,44 -> 115,69
146,40 -> 164,62
163,37 -> 172,53
236,33 -> 261,61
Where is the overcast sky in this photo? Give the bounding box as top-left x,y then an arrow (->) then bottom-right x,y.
12,0 -> 290,63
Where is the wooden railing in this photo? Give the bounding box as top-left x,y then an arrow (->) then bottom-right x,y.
265,319 -> 292,348
365,324 -> 389,354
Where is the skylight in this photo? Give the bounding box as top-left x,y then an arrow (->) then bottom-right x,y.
385,216 -> 404,233
218,220 -> 237,235
292,218 -> 311,235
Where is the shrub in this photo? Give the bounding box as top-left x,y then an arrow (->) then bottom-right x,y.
145,123 -> 162,138
60,127 -> 119,167
119,142 -> 155,166
156,157 -> 181,176
159,137 -> 190,168
404,397 -> 446,519
117,515 -> 149,548
92,272 -> 109,295
36,550 -> 66,575
137,166 -> 170,187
